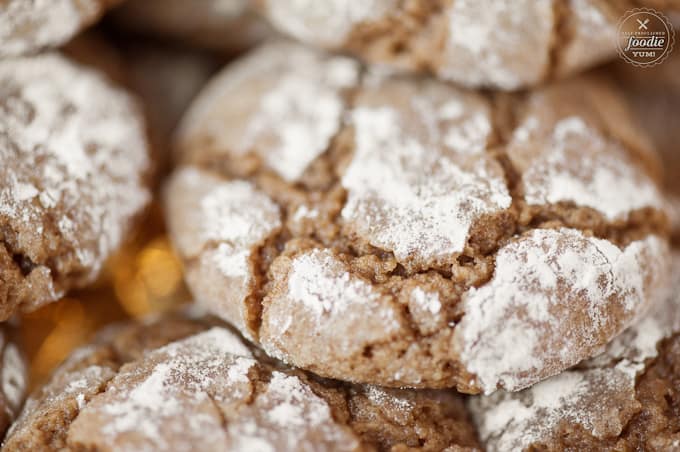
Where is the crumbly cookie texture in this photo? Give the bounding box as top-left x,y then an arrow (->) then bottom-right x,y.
0,0 -> 122,57
0,324 -> 27,438
166,42 -> 670,393
113,0 -> 269,53
3,312 -> 480,452
469,251 -> 680,451
0,53 -> 151,319
255,0 -> 633,90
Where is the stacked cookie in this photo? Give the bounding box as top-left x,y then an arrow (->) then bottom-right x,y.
1,0 -> 679,451
0,0 -> 156,441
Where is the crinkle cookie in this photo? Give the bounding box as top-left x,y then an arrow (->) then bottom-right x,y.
0,0 -> 123,57
165,42 -> 670,394
0,53 -> 151,320
254,0 -> 650,90
112,0 -> 269,53
3,312 -> 480,452
469,251 -> 680,451
0,324 -> 27,439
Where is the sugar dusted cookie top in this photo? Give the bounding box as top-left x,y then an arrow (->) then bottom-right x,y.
3,312 -> 480,451
0,53 -> 151,318
256,0 -> 633,90
166,42 -> 670,393
469,252 -> 680,451
0,0 -> 122,56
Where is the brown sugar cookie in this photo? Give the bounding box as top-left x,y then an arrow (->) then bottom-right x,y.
165,42 -> 670,394
0,53 -> 151,320
112,0 -> 270,53
0,323 -> 27,439
469,251 -> 680,451
2,311 -> 480,451
254,0 -> 654,90
0,0 -> 123,57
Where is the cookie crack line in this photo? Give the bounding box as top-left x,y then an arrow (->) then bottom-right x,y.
257,64 -> 369,340
0,237 -> 59,313
545,0 -> 571,82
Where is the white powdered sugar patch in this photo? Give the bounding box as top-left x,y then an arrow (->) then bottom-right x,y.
286,249 -> 382,319
440,0 -> 554,89
264,0 -> 395,47
166,168 -> 278,276
211,0 -> 248,16
1,343 -> 26,412
179,43 -> 359,183
455,227 -> 668,393
165,168 -> 281,335
469,252 -> 680,451
264,372 -> 331,428
73,328 -> 257,450
341,96 -> 510,266
291,204 -> 319,222
261,248 -> 401,364
366,386 -> 414,414
0,0 -> 100,56
239,48 -> 358,182
0,53 -> 150,277
513,116 -> 663,220
225,371 -> 360,452
410,287 -> 441,315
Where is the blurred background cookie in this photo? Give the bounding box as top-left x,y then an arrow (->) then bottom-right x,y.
609,50 -> 680,241
110,0 -> 271,54
4,310 -> 480,451
0,52 -> 152,320
0,0 -> 123,56
253,0 -> 659,90
164,41 -> 671,394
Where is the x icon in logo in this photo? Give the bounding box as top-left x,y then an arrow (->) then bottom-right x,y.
637,18 -> 650,29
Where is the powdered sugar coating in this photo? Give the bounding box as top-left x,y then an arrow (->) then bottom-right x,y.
510,116 -> 663,220
469,252 -> 680,451
262,248 -> 402,363
257,0 -> 636,90
225,371 -> 360,452
262,0 -> 395,47
169,42 -> 670,391
164,167 -> 281,335
68,328 -> 259,451
178,42 -> 359,182
341,79 -> 510,267
557,0 -> 619,76
2,343 -> 26,416
0,0 -> 113,56
440,0 -> 554,89
456,228 -> 669,393
0,53 -> 150,314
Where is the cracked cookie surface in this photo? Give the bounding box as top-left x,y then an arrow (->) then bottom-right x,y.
0,53 -> 151,319
0,0 -> 122,57
165,42 -> 670,394
253,0 -> 669,90
2,311 -> 480,452
469,251 -> 680,451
